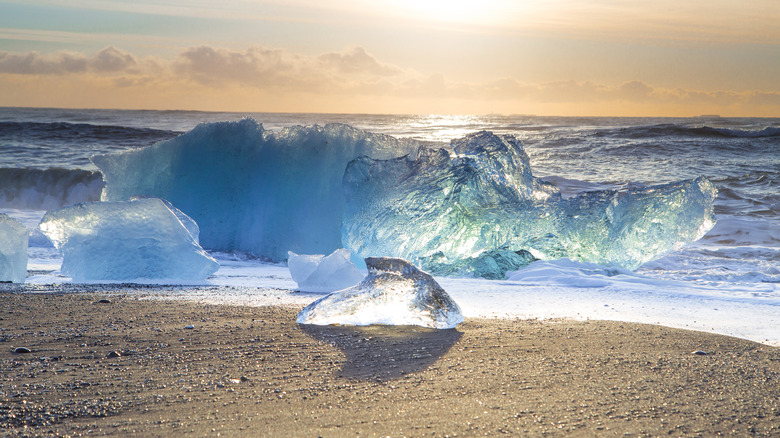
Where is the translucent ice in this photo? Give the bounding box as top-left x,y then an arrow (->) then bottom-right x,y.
0,214 -> 28,283
421,249 -> 538,280
38,198 -> 219,282
93,119 -> 418,261
288,248 -> 364,293
297,257 -> 463,329
343,131 -> 716,274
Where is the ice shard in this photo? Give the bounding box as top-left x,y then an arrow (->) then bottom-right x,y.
288,248 -> 364,293
92,119 -> 419,261
343,131 -> 716,274
38,198 -> 219,282
0,214 -> 28,283
297,257 -> 463,329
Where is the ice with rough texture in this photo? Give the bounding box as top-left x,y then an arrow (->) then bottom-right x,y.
0,214 -> 28,283
297,257 -> 463,329
38,198 -> 219,282
343,131 -> 717,275
288,248 -> 364,292
93,119 -> 419,261
422,249 -> 539,280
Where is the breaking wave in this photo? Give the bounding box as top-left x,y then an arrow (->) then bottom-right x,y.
0,168 -> 104,209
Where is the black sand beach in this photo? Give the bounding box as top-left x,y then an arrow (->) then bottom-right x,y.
1,289 -> 779,436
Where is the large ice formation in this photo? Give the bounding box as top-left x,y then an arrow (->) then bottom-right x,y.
288,248 -> 364,292
422,249 -> 539,280
343,131 -> 717,273
297,257 -> 463,329
38,198 -> 219,282
0,214 -> 28,283
93,119 -> 418,261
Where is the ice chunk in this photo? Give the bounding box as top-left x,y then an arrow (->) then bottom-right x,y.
288,248 -> 364,292
92,119 -> 419,261
38,198 -> 219,282
343,131 -> 716,274
0,214 -> 28,283
297,257 -> 463,329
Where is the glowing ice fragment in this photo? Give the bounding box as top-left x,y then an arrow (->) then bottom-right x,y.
297,257 -> 463,329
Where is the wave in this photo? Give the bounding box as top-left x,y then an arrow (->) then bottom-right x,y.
592,124 -> 780,140
0,121 -> 179,145
0,168 -> 104,210
695,126 -> 780,138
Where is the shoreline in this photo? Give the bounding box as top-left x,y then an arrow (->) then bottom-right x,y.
1,290 -> 779,436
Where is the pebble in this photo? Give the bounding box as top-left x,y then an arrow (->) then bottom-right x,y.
691,350 -> 708,355
107,351 -> 121,358
185,325 -> 195,330
97,299 -> 111,304
13,347 -> 31,354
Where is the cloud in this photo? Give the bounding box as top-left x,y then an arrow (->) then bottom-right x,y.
0,46 -> 137,75
619,81 -> 653,101
0,51 -> 88,75
174,46 -> 299,86
748,92 -> 780,107
0,45 -> 778,115
316,46 -> 401,76
173,45 -> 404,93
91,47 -> 137,72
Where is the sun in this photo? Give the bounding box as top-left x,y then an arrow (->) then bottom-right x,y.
388,0 -> 517,26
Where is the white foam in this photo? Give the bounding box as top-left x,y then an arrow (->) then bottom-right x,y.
7,208 -> 778,346
160,256 -> 780,346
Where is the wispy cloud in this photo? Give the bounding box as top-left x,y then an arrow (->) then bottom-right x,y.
12,0 -> 778,44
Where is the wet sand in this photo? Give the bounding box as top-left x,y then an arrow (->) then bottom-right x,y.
1,288 -> 779,436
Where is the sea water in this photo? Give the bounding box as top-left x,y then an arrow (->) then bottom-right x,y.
0,107 -> 778,345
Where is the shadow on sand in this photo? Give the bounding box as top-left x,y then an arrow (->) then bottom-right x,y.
300,324 -> 463,382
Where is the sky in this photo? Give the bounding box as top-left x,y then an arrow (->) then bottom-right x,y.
0,0 -> 778,116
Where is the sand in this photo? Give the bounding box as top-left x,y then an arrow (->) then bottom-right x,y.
1,286 -> 779,437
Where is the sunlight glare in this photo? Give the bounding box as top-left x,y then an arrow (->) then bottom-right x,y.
389,0 -> 520,26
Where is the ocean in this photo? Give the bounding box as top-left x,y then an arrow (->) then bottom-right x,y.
0,107 -> 778,345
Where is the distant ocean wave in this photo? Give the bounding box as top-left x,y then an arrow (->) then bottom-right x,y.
0,121 -> 180,143
592,124 -> 780,140
0,167 -> 103,209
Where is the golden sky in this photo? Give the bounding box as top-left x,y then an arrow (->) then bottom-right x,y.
1,0 -> 778,116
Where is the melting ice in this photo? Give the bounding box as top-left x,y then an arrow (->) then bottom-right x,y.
38,198 -> 218,282
93,119 -> 418,261
93,121 -> 716,278
297,257 -> 463,329
343,131 -> 716,274
0,214 -> 28,283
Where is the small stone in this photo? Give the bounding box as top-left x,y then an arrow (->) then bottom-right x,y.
240,376 -> 250,382
691,350 -> 708,355
13,347 -> 31,354
184,325 -> 195,330
107,350 -> 121,358
97,298 -> 111,304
